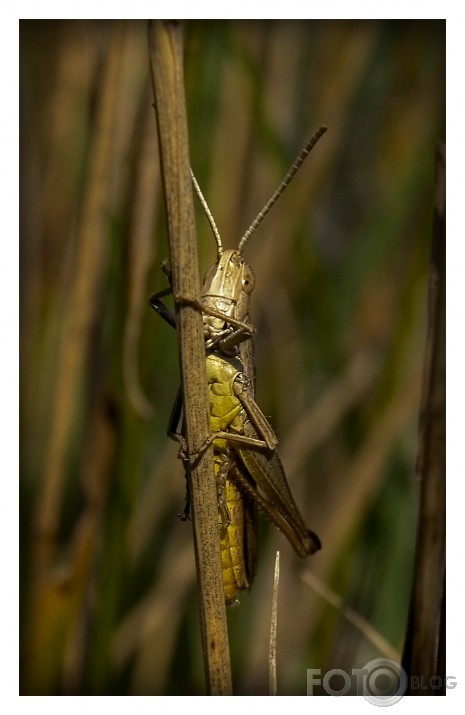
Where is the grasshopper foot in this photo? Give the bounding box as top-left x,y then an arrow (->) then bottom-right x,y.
178,503 -> 191,521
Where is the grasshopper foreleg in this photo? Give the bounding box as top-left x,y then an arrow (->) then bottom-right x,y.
177,484 -> 191,521
197,430 -> 271,458
149,286 -> 177,330
150,288 -> 255,353
173,294 -> 256,352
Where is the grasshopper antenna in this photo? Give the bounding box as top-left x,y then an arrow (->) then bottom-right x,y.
191,169 -> 223,258
237,125 -> 327,254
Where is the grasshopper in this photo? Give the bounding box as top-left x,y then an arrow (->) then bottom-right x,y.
150,126 -> 326,604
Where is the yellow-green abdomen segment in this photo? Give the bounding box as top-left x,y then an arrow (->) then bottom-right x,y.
208,352 -> 253,604
217,467 -> 250,605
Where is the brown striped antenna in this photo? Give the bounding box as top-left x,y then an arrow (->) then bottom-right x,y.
190,126 -> 327,258
190,168 -> 223,258
237,125 -> 327,254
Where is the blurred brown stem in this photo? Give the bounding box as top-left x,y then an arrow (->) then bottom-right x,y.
402,143 -> 445,694
22,23 -> 127,694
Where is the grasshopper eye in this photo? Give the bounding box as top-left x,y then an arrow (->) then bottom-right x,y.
241,266 -> 255,294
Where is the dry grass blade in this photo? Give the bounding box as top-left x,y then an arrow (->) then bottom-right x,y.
148,20 -> 232,695
112,533 -> 196,694
33,21 -> 126,557
301,570 -> 401,662
22,23 -> 128,694
123,87 -> 161,419
402,143 -> 445,694
269,551 -> 280,695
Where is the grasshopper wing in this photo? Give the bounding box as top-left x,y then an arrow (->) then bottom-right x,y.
233,421 -> 321,557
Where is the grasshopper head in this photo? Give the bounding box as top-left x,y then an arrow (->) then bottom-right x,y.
201,249 -> 255,325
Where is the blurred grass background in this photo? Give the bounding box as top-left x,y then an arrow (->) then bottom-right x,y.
20,19 -> 445,695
